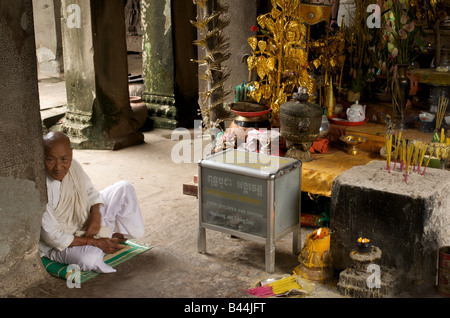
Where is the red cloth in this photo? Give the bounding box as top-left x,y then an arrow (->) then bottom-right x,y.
310,138 -> 329,154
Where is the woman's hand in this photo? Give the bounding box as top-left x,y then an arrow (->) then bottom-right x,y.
90,237 -> 124,254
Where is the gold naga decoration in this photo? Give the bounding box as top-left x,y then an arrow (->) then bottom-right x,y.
245,0 -> 345,126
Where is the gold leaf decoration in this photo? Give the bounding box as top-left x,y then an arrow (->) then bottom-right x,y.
256,56 -> 268,79
267,57 -> 276,71
247,56 -> 257,70
258,40 -> 267,53
248,37 -> 258,51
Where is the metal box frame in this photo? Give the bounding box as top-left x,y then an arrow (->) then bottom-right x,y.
198,149 -> 302,273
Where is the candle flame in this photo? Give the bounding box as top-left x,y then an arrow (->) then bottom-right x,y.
313,227 -> 329,240
358,237 -> 370,244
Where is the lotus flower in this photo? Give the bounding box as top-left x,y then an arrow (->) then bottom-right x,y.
404,21 -> 415,32
388,42 -> 395,52
399,28 -> 407,39
400,13 -> 408,24
392,47 -> 399,58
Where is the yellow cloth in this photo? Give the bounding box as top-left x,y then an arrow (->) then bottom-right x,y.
301,149 -> 383,197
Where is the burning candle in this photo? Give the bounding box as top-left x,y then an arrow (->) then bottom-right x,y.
294,227 -> 333,280
298,228 -> 331,268
314,227 -> 328,240
358,237 -> 370,244
357,237 -> 372,253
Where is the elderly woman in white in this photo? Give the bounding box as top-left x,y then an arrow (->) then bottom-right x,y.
39,131 -> 145,273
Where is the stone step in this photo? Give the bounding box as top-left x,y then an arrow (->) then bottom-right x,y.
337,265 -> 403,298
41,105 -> 67,129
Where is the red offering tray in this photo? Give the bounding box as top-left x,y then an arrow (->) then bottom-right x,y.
330,116 -> 369,126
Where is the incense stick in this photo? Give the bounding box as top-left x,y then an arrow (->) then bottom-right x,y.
422,148 -> 434,176
386,134 -> 393,173
436,96 -> 449,132
404,143 -> 414,183
417,142 -> 427,174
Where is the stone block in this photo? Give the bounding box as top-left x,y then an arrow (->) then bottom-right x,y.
331,161 -> 450,294
183,182 -> 198,197
337,265 -> 403,298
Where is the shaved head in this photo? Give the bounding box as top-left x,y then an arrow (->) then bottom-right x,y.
43,131 -> 73,181
43,131 -> 71,155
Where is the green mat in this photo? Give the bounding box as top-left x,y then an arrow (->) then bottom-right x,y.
41,240 -> 152,283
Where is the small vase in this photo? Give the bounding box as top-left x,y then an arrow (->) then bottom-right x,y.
393,64 -> 410,130
318,109 -> 330,138
129,96 -> 148,129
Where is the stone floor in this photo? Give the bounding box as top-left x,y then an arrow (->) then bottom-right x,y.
13,128 -> 446,302
11,63 -> 446,306
13,128 -> 342,299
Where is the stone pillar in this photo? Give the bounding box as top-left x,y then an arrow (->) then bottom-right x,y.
141,0 -> 177,129
61,0 -> 144,149
32,0 -> 64,76
222,0 -> 259,104
0,0 -> 48,296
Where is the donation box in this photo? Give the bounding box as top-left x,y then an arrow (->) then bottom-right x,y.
198,149 -> 302,273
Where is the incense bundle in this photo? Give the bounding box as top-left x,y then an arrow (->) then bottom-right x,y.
244,285 -> 275,298
383,136 -> 446,180
244,276 -> 303,298
436,97 -> 449,133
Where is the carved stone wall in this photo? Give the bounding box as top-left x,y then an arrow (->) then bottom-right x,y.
0,0 -> 48,296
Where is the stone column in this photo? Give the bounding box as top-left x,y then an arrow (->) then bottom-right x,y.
0,0 -> 48,296
32,0 -> 64,76
222,0 -> 259,104
61,0 -> 144,149
141,0 -> 177,129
